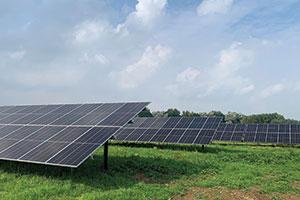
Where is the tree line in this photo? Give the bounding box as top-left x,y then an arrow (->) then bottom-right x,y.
138,108 -> 300,124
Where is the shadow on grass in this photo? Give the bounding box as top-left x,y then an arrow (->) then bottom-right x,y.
110,142 -> 300,165
111,140 -> 300,154
110,141 -> 247,154
0,152 -> 210,190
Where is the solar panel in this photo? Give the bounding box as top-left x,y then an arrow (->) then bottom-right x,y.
212,123 -> 226,141
231,124 -> 246,142
114,117 -> 222,145
127,128 -> 149,141
164,129 -> 186,143
243,124 -> 257,142
150,129 -> 172,142
291,125 -> 300,145
291,133 -> 300,145
126,118 -> 147,128
291,125 -> 300,134
266,124 -> 279,144
0,102 -> 149,167
213,123 -> 245,142
189,117 -> 207,129
138,129 -> 159,142
162,117 -> 182,128
194,129 -> 216,144
221,124 -> 235,141
203,117 -> 221,129
150,118 -> 169,128
179,129 -> 199,144
213,123 -> 300,145
278,133 -> 290,144
117,118 -> 300,146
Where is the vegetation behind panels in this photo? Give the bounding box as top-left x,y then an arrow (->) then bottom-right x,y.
138,108 -> 300,124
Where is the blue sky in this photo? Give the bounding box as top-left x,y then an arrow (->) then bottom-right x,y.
1,0 -> 300,118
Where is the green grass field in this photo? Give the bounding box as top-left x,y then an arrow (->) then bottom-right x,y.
0,142 -> 299,200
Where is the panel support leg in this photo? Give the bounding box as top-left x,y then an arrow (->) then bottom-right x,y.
103,141 -> 109,171
202,145 -> 205,151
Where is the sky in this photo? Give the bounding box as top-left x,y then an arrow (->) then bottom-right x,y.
1,0 -> 300,118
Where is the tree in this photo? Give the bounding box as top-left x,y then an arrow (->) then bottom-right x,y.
164,108 -> 181,117
207,111 -> 225,119
225,112 -> 244,123
152,111 -> 166,117
138,108 -> 153,117
240,113 -> 285,124
141,107 -> 300,124
182,111 -> 201,117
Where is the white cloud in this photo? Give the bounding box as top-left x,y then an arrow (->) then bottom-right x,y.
236,84 -> 255,95
79,53 -> 109,65
167,42 -> 255,97
116,0 -> 167,33
3,0 -> 300,118
73,0 -> 168,44
207,42 -> 254,94
113,44 -> 171,89
176,67 -> 201,83
73,20 -> 112,44
259,83 -> 285,99
8,49 -> 26,60
134,0 -> 167,24
197,0 -> 234,16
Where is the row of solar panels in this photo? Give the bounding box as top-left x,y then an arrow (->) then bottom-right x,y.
0,103 -> 148,127
114,117 -> 300,145
213,123 -> 300,144
125,116 -> 221,129
115,117 -> 222,144
0,103 -> 149,167
216,123 -> 300,134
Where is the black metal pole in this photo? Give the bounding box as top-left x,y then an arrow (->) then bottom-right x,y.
202,145 -> 205,151
103,141 -> 109,170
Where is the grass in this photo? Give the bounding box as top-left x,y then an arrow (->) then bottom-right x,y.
0,142 -> 299,200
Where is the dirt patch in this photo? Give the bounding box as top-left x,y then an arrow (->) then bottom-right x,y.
172,187 -> 300,200
133,172 -> 156,184
292,182 -> 300,190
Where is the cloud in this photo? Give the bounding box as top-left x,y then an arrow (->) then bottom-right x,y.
259,83 -> 286,99
167,42 -> 255,97
255,81 -> 300,100
73,20 -> 113,44
2,0 -> 300,118
134,0 -> 167,24
72,1 -> 168,48
116,0 -> 167,33
8,49 -> 26,60
113,44 -> 171,89
79,53 -> 109,65
197,0 -> 234,16
0,48 -> 27,61
207,42 -> 254,94
176,67 -> 201,83
236,84 -> 255,95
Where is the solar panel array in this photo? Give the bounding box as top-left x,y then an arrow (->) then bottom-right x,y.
115,116 -> 300,146
0,102 -> 148,167
213,123 -> 300,145
114,117 -> 222,144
